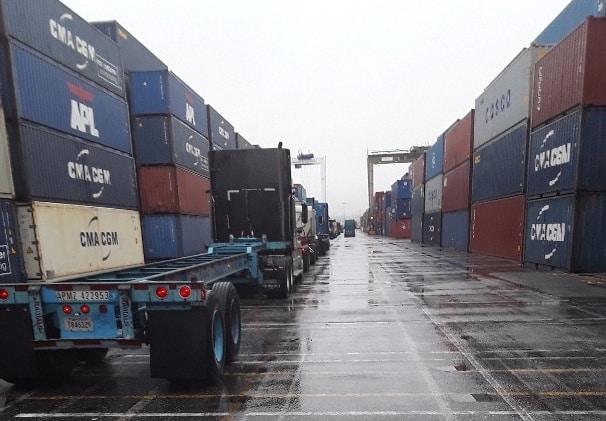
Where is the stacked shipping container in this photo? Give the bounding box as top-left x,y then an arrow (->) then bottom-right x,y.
410,153 -> 425,243
389,179 -> 412,239
423,136 -> 444,246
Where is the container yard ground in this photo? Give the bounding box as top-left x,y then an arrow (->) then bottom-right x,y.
1,232 -> 606,419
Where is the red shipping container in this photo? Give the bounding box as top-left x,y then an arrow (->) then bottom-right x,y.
138,166 -> 210,216
389,219 -> 411,239
532,17 -> 606,128
411,153 -> 425,189
442,160 -> 471,213
470,194 -> 525,261
443,109 -> 474,173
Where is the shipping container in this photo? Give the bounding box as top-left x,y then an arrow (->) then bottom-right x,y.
293,184 -> 306,202
142,214 -> 209,260
444,109 -> 474,172
424,174 -> 443,213
411,214 -> 422,243
392,198 -> 412,219
389,219 -> 411,239
422,211 -> 442,246
534,0 -> 605,45
137,166 -> 210,216
475,45 -> 549,148
441,210 -> 469,252
236,132 -> 254,149
0,0 -> 125,97
391,179 -> 412,200
525,193 -> 606,272
411,152 -> 425,189
132,115 -> 210,178
17,201 -> 144,281
472,121 -> 527,203
528,106 -> 606,197
0,105 -> 13,198
532,17 -> 606,128
207,105 -> 236,150
92,20 -> 168,72
425,135 -> 444,180
411,186 -> 424,216
0,41 -> 132,153
0,200 -> 23,282
9,122 -> 138,209
442,160 -> 471,213
128,70 -> 208,136
470,195 -> 525,261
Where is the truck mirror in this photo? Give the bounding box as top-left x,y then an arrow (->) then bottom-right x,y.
301,204 -> 308,224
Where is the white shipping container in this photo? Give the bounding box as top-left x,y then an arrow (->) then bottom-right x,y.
0,107 -> 14,198
424,174 -> 443,213
18,202 -> 144,281
474,45 -> 551,149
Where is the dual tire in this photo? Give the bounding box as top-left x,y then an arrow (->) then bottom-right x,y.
207,282 -> 241,381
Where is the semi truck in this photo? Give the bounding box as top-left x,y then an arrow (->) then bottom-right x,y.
0,146 -> 304,384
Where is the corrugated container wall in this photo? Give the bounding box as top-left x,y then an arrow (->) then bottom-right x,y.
91,20 -> 168,72
207,105 -> 236,150
411,186 -> 424,216
411,214 -> 422,243
391,179 -> 412,200
9,122 -> 138,209
442,160 -> 471,213
525,193 -> 606,272
472,121 -> 527,203
18,202 -> 144,281
533,0 -> 605,45
236,132 -> 254,149
0,42 -> 132,154
137,166 -> 210,216
0,0 -> 126,97
142,214 -> 209,260
411,153 -> 425,189
128,70 -> 208,136
389,219 -> 411,239
474,45 -> 549,149
425,136 -> 444,180
424,175 -> 443,213
528,106 -> 606,197
532,17 -> 606,129
422,211 -> 442,246
132,115 -> 210,178
441,210 -> 469,252
470,195 -> 525,261
0,106 -> 13,198
444,109 -> 474,172
0,200 -> 23,283
393,199 -> 412,219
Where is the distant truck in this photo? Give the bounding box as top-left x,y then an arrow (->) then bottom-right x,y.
307,198 -> 330,256
344,219 -> 356,237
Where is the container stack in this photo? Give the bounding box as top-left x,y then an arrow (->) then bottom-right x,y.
236,132 -> 255,149
525,17 -> 606,272
470,44 -> 550,261
422,135 -> 444,246
207,105 -> 236,151
373,191 -> 385,236
441,110 -> 474,251
410,153 -> 425,243
0,0 -> 144,281
389,178 -> 412,239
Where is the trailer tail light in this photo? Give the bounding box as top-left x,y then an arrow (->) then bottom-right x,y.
80,305 -> 90,314
0,289 -> 9,301
62,305 -> 73,314
155,286 -> 169,299
99,304 -> 108,314
179,286 -> 191,299
200,289 -> 206,300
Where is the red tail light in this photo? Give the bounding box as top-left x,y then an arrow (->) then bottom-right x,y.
80,305 -> 90,314
0,289 -> 9,301
179,286 -> 191,299
62,305 -> 73,314
99,304 -> 108,314
155,286 -> 169,299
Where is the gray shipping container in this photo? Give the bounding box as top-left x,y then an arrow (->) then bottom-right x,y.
0,105 -> 13,198
424,174 -> 443,213
207,105 -> 236,150
474,45 -> 550,149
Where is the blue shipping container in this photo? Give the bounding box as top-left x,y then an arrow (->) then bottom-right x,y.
533,0 -> 605,44
142,214 -> 210,260
525,193 -> 606,272
441,210 -> 469,251
384,192 -> 392,211
472,121 -> 527,203
393,198 -> 412,219
314,202 -> 330,235
92,20 -> 168,72
132,115 -> 210,178
207,105 -> 236,150
528,107 -> 606,197
411,214 -> 423,243
0,200 -> 23,283
425,134 -> 444,180
411,186 -> 424,216
1,42 -> 132,153
0,0 -> 125,98
422,211 -> 442,246
129,70 -> 208,136
236,132 -> 254,149
391,179 -> 412,200
9,122 -> 137,208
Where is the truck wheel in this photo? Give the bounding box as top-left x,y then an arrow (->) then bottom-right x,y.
310,249 -> 317,265
277,257 -> 293,298
77,348 -> 109,365
206,290 -> 226,382
303,249 -> 310,272
212,282 -> 241,363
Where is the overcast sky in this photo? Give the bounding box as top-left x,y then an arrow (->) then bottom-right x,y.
63,0 -> 571,220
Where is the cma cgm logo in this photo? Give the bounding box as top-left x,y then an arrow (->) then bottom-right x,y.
80,216 -> 118,261
67,149 -> 112,199
49,13 -> 96,70
533,129 -> 571,187
529,205 -> 566,260
185,93 -> 196,126
67,82 -> 99,137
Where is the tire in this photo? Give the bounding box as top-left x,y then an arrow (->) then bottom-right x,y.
309,248 -> 317,265
277,257 -> 293,298
212,282 -> 241,363
206,290 -> 226,382
77,348 -> 109,365
303,249 -> 310,272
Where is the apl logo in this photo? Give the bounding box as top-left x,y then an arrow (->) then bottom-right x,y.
67,149 -> 112,198
533,129 -> 571,187
79,216 -> 118,261
49,13 -> 96,70
68,82 -> 99,137
185,93 -> 196,126
529,205 -> 567,260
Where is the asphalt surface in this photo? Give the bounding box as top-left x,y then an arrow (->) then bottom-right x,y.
1,231 -> 605,420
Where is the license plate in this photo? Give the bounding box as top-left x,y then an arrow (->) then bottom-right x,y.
64,317 -> 94,332
56,290 -> 110,302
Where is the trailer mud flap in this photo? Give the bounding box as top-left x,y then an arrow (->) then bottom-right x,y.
0,305 -> 38,380
148,308 -> 210,381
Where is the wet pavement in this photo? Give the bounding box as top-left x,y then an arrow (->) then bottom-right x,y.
1,232 -> 606,419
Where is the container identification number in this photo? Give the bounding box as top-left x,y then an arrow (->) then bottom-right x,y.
56,290 -> 110,301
